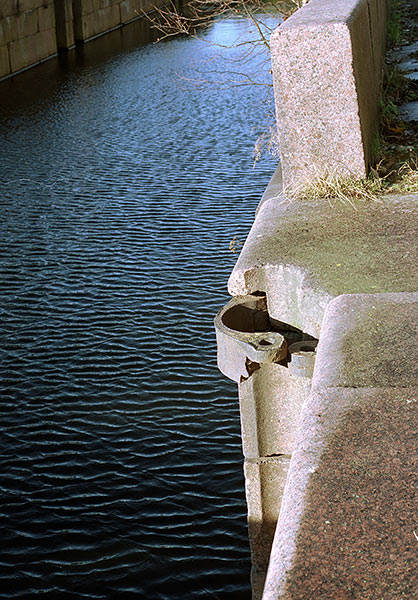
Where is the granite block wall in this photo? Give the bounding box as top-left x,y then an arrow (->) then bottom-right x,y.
270,0 -> 390,192
0,0 -> 57,78
0,0 -> 164,79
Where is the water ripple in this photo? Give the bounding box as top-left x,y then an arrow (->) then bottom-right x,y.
0,13 -> 277,600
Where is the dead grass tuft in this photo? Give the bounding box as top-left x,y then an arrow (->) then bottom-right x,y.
288,157 -> 418,204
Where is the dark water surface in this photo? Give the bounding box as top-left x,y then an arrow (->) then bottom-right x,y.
0,15 -> 276,599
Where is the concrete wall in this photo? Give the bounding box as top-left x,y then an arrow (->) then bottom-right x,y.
0,0 -> 168,79
72,0 -> 145,43
54,0 -> 75,50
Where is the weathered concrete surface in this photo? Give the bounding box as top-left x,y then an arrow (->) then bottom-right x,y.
73,1 -> 121,42
215,295 -> 287,384
246,456 -> 291,600
54,0 -> 75,50
0,43 -> 10,78
239,364 -> 312,458
38,2 -> 55,32
263,386 -> 418,599
9,27 -> 57,72
215,292 -> 316,591
270,0 -> 389,192
72,0 -> 167,42
263,292 -> 418,599
229,166 -> 418,338
224,172 -> 417,599
120,0 -> 143,23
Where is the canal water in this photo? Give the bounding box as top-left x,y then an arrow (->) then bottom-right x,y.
0,14 -> 277,600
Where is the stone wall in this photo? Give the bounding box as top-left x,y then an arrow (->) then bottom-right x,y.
0,0 -> 57,78
0,0 -> 167,79
215,0 -> 407,598
72,0 -> 142,43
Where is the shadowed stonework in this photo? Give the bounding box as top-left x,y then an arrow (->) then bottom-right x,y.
0,0 -> 168,79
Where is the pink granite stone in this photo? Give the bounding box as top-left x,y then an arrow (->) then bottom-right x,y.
263,386 -> 418,599
270,0 -> 388,192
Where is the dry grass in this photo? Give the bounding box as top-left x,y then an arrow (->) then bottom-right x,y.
288,158 -> 418,204
387,160 -> 418,193
288,175 -> 382,204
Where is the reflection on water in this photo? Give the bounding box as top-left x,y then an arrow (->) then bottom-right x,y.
0,14 -> 276,600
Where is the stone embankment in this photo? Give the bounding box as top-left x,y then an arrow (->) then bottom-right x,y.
215,0 -> 417,598
0,0 -> 167,80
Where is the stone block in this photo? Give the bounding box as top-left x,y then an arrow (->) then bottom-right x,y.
0,1 -> 19,19
17,0 -> 48,12
38,2 -> 55,31
81,0 -> 102,15
56,16 -> 75,49
215,295 -> 288,384
9,27 -> 56,72
54,0 -> 75,49
245,456 -> 290,599
263,385 -> 418,599
81,5 -> 121,40
245,456 -> 290,536
312,292 -> 418,390
270,0 -> 387,193
100,0 -> 114,8
16,8 -> 38,38
0,44 -> 11,77
239,362 -> 312,458
82,0 -> 115,15
0,15 -> 18,43
228,169 -> 418,338
120,0 -> 140,23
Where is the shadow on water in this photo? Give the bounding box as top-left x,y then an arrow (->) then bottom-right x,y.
0,17 -> 159,115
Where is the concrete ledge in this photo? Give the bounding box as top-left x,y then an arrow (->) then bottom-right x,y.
218,2 -> 417,598
270,0 -> 389,191
313,292 -> 418,390
263,292 -> 417,599
229,166 -> 418,338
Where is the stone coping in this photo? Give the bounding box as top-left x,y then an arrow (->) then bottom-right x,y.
262,292 -> 418,599
228,165 -> 418,338
312,292 -> 418,390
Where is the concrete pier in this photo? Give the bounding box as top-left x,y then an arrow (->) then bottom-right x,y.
215,0 -> 417,597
